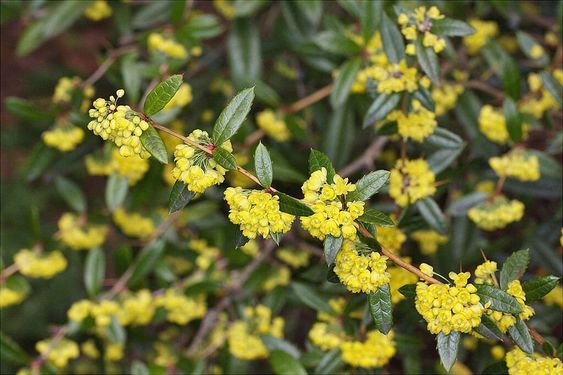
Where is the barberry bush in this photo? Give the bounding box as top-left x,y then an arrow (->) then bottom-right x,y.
2,0 -> 563,374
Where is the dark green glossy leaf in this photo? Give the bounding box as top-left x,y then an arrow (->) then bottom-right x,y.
499,249 -> 529,290
398,283 -> 416,299
276,192 -> 314,216
84,247 -> 105,297
542,71 -> 563,108
330,58 -> 361,108
368,284 -> 393,334
507,319 -> 534,354
105,173 -> 129,212
269,350 -> 307,375
431,18 -> 475,36
143,74 -> 183,116
415,38 -> 440,84
448,192 -> 488,216
436,331 -> 460,372
380,14 -> 405,64
522,276 -> 559,302
55,175 -> 86,212
128,240 -> 166,287
228,18 -> 262,84
502,58 -> 521,100
503,97 -> 523,143
517,31 -> 549,65
107,316 -> 126,344
323,235 -> 343,265
426,128 -> 464,149
427,147 -> 463,174
140,125 -> 168,164
363,93 -> 400,128
475,284 -> 523,314
261,335 -> 301,359
0,332 -> 30,366
212,87 -> 255,145
291,282 -> 333,313
309,149 -> 336,182
473,315 -> 503,341
347,170 -> 390,202
416,198 -> 447,235
361,0 -> 382,42
212,146 -> 237,170
358,208 -> 394,227
169,181 -> 195,213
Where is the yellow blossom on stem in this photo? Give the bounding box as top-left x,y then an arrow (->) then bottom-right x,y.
113,208 -> 155,239
340,330 -> 396,368
155,289 -> 207,325
14,249 -> 67,279
84,0 -> 112,21
398,6 -> 446,54
58,213 -> 107,250
373,60 -> 421,94
36,339 -> 79,368
42,124 -> 85,152
389,158 -> 436,207
432,83 -> 464,116
376,225 -> 406,254
463,19 -> 498,54
0,285 -> 27,308
489,149 -> 540,182
411,230 -> 448,255
276,247 -> 310,268
468,195 -> 524,231
262,266 -> 291,291
189,238 -> 221,270
387,100 -> 437,142
308,322 -> 346,351
117,289 -> 155,326
148,33 -> 188,59
256,110 -> 291,142
474,260 -> 497,285
239,239 -> 259,256
505,347 -> 563,374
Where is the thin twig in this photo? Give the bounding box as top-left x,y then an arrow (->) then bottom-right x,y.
281,84 -> 332,114
81,46 -> 136,89
338,137 -> 388,177
0,263 -> 20,283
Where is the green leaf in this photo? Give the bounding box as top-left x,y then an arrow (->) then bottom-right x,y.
447,192 -> 488,216
473,315 -> 504,342
23,143 -> 56,182
228,18 -> 262,85
178,14 -> 223,39
212,87 -> 255,145
5,97 -> 51,122
426,128 -> 464,149
358,208 -> 394,227
143,74 -> 183,116
262,335 -> 301,359
269,350 -> 307,375
313,30 -> 363,56
380,14 -> 405,64
475,284 -> 523,314
105,173 -> 129,212
413,87 -> 435,112
275,192 -> 314,217
212,147 -> 237,171
522,276 -> 559,302
131,361 -> 149,375
508,319 -> 534,354
502,58 -> 521,100
398,283 -> 416,299
542,71 -> 563,108
314,349 -> 345,375
169,181 -> 195,213
323,235 -> 343,265
254,142 -> 273,187
107,316 -> 126,344
16,1 -> 89,56
368,284 -> 393,334
290,282 -> 333,313
347,170 -> 390,202
0,332 -> 30,366
436,331 -> 460,372
415,38 -> 440,84
128,240 -> 166,287
431,18 -> 475,36
481,362 -> 509,375
363,93 -> 401,128
309,149 -> 336,182
499,249 -> 529,290
516,31 -> 549,65
84,247 -> 105,297
139,125 -> 168,164
271,232 -> 282,246
503,97 -> 523,143
361,0 -> 382,42
55,176 -> 86,212
330,58 -> 361,108
121,56 -> 142,104
416,198 -> 447,235
427,147 -> 463,174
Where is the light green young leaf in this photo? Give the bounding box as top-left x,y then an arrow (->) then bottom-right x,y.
105,173 -> 129,212
499,249 -> 529,290
324,235 -> 343,265
416,198 -> 448,234
368,284 -> 393,334
143,74 -> 183,116
212,147 -> 237,171
358,208 -> 394,227
330,58 -> 361,108
55,176 -> 86,212
415,38 -> 440,84
254,142 -> 273,187
139,125 -> 169,164
475,284 -> 523,314
436,331 -> 460,372
347,170 -> 390,202
212,87 -> 255,145
168,181 -> 195,213
84,247 -> 105,297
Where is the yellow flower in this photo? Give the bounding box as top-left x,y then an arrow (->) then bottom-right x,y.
388,263 -> 418,303
464,19 -> 498,54
474,260 -> 497,285
398,7 -> 446,54
276,247 -> 310,268
214,0 -> 236,19
340,330 -> 396,368
468,196 -> 524,231
117,289 -> 155,326
334,240 -> 390,293
84,0 -> 112,21
81,340 -> 100,359
491,345 -> 505,361
529,44 -> 545,59
163,83 -> 193,111
240,239 -> 259,256
58,213 -> 107,250
262,266 -> 291,291
373,60 -> 420,94
544,285 -> 563,308
411,230 -> 448,255
86,149 -> 150,185
172,129 -> 232,193
256,110 -> 291,142
432,83 -> 464,116
489,149 -> 540,181
67,300 -> 94,322
0,285 -> 27,308
189,238 -> 221,270
478,105 -> 509,144
14,249 -> 67,279
505,347 -> 563,374
376,225 -> 406,254
308,322 -> 346,350
42,124 -> 85,152
419,263 -> 434,277
87,90 -> 151,158
155,289 -> 207,325
36,339 -> 79,368
387,100 -> 437,142
228,305 -> 284,360
519,73 -> 560,118
225,187 -> 295,240
476,180 -> 496,195
113,208 -> 155,239
389,159 -> 436,207
148,33 -> 188,59
105,343 -> 124,362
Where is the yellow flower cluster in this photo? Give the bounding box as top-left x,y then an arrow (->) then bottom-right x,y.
388,263 -> 418,303
213,0 -> 236,19
376,225 -> 406,254
52,76 -> 94,107
387,100 -> 437,142
81,340 -> 99,359
228,305 -> 284,360
334,240 -> 390,293
0,286 -> 26,308
256,110 -> 291,142
300,168 -> 364,240
340,331 -> 396,368
520,73 -> 560,118
148,33 -> 188,59
411,230 -> 448,255
14,249 -> 67,279
398,6 -> 446,54
309,322 -> 346,350
389,159 -> 436,207
105,343 -> 125,362
84,0 -> 112,21
317,297 -> 347,323
415,272 -> 484,334
58,213 -> 107,250
87,90 -> 151,158
276,247 -> 310,268
36,339 -> 79,368
155,289 -> 207,325
468,196 -> 524,231
491,345 -> 506,361
172,130 -> 232,193
262,266 -> 291,291
113,208 -> 155,239
240,239 -> 259,256
373,60 -> 421,94
68,299 -> 119,327
189,239 -> 221,270
349,32 -> 389,93
86,149 -> 150,185
474,260 -> 497,285
224,187 -> 295,240
463,19 -> 498,54
42,125 -> 85,152
505,348 -> 563,375
117,289 -> 155,326
489,149 -> 540,181
478,105 -> 509,144
544,285 -> 563,308
432,83 -> 464,116
163,83 -> 193,111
